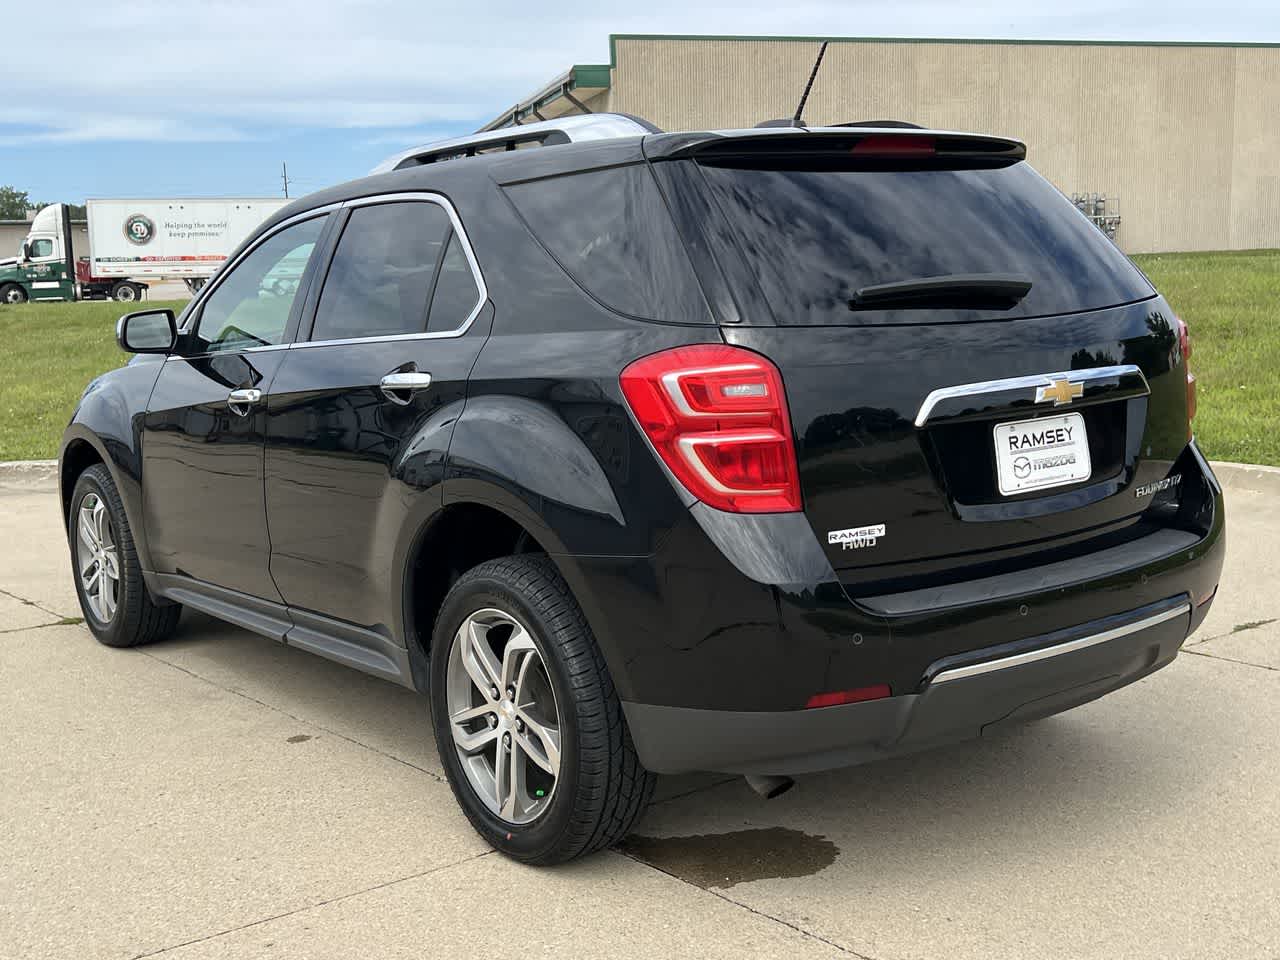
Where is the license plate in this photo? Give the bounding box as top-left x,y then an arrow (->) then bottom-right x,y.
993,412 -> 1091,496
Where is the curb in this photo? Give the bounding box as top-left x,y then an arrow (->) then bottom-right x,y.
1209,460 -> 1280,497
0,459 -> 58,487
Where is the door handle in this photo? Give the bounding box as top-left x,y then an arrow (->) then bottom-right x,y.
380,371 -> 432,405
227,388 -> 262,417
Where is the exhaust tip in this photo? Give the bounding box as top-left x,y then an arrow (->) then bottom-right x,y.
745,774 -> 795,799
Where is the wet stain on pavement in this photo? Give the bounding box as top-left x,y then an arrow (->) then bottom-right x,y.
286,734 -> 312,743
620,827 -> 838,888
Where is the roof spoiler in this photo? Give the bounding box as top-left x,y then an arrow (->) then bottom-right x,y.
643,127 -> 1026,163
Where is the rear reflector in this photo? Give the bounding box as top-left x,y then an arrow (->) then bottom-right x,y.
804,684 -> 892,709
620,344 -> 802,513
851,134 -> 936,157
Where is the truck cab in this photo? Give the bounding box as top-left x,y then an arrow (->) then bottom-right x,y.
0,204 -> 146,304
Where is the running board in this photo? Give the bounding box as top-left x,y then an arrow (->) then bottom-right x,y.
146,573 -> 415,688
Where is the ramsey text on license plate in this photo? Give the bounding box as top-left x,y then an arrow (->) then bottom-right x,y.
993,412 -> 1091,495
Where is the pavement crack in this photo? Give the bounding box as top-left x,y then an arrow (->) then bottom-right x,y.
0,585 -> 71,621
129,850 -> 495,958
0,616 -> 83,634
1183,648 -> 1278,672
615,849 -> 875,959
138,650 -> 446,783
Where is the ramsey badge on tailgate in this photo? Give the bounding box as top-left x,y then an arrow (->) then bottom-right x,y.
828,524 -> 886,550
993,412 -> 1092,496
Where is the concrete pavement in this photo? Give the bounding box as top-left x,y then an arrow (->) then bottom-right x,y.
1,465 -> 1277,959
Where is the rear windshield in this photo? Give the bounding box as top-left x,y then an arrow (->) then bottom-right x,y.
692,158 -> 1152,325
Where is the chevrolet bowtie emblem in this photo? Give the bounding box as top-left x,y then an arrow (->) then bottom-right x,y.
1036,378 -> 1084,406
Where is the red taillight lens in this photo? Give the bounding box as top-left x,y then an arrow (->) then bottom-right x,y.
1175,314 -> 1196,437
619,344 -> 802,513
805,685 -> 892,709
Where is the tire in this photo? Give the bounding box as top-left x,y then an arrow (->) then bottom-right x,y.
112,282 -> 139,303
1,283 -> 27,305
69,464 -> 181,648
429,555 -> 655,865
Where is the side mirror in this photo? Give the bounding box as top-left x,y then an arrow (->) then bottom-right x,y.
117,309 -> 176,354
20,241 -> 30,262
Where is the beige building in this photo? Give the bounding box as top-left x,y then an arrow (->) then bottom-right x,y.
482,34 -> 1280,253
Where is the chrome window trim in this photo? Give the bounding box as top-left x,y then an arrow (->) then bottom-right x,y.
929,601 -> 1190,685
913,364 -> 1148,428
178,203 -> 341,337
293,191 -> 488,350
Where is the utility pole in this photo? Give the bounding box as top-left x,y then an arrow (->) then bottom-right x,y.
281,161 -> 291,199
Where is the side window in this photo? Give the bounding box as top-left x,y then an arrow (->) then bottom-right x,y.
503,164 -> 710,325
195,215 -> 326,354
29,238 -> 54,259
312,201 -> 472,342
426,233 -> 481,332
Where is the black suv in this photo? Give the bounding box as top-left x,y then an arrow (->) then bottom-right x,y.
60,115 -> 1224,864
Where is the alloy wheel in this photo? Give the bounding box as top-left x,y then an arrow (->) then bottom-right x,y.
445,608 -> 562,824
77,493 -> 120,623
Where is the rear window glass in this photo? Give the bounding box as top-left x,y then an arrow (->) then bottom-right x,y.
693,159 -> 1152,325
504,164 -> 710,325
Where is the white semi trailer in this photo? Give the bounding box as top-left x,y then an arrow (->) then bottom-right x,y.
0,198 -> 289,304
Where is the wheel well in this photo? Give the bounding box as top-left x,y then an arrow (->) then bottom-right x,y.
60,440 -> 104,525
406,503 -> 547,658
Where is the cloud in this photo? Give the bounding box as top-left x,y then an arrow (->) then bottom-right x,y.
5,0 -> 1275,146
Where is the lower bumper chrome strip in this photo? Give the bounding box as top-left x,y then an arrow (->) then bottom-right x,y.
930,602 -> 1191,685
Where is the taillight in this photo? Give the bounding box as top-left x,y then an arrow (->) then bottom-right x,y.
619,344 -> 802,513
1175,314 -> 1196,438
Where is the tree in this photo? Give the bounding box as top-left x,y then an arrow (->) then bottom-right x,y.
0,186 -> 31,220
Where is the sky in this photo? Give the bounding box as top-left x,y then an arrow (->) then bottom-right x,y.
2,0 -> 1278,205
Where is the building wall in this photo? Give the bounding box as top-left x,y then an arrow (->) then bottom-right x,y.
0,220 -> 90,260
606,37 -> 1280,253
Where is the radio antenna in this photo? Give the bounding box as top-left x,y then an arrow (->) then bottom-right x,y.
792,41 -> 829,128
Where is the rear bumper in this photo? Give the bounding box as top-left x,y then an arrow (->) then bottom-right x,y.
624,594 -> 1195,775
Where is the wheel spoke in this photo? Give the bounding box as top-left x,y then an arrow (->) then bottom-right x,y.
501,625 -> 537,695
461,620 -> 502,696
78,547 -> 97,578
92,499 -> 108,546
452,721 -> 498,755
101,548 -> 120,580
516,709 -> 560,774
78,509 -> 100,551
496,733 -> 525,820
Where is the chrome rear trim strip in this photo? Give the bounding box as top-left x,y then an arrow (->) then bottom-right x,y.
929,601 -> 1190,685
914,364 -> 1148,428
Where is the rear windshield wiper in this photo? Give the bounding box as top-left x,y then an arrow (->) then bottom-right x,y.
848,273 -> 1033,311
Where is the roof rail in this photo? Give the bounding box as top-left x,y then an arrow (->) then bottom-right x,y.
371,113 -> 661,174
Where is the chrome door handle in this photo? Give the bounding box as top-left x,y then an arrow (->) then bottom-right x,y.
380,371 -> 432,405
227,388 -> 262,417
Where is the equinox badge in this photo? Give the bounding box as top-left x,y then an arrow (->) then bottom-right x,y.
1036,377 -> 1084,406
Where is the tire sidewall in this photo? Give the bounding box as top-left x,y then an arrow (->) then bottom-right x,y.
70,468 -> 129,646
430,571 -> 583,861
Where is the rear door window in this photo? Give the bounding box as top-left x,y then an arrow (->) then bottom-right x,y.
503,164 -> 710,325
690,156 -> 1152,325
310,200 -> 482,342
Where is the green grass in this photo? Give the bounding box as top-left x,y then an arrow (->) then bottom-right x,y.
0,300 -> 187,461
1,251 -> 1278,464
1132,250 -> 1280,466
